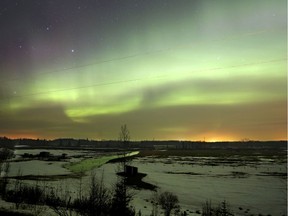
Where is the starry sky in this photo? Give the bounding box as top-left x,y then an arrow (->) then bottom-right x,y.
0,0 -> 287,141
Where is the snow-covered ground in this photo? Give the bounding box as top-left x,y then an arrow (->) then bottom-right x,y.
6,152 -> 287,216
96,157 -> 287,216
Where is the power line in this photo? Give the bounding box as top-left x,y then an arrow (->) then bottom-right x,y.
3,28 -> 278,83
1,58 -> 286,101
3,78 -> 144,100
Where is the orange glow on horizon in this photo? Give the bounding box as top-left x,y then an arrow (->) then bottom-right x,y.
1,132 -> 286,142
188,132 -> 239,142
1,133 -> 42,140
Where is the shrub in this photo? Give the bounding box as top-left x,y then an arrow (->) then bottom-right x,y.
4,182 -> 45,208
158,191 -> 180,216
73,173 -> 111,216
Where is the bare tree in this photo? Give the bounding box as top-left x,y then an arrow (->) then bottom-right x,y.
150,191 -> 159,216
202,200 -> 213,216
46,182 -> 73,216
88,172 -> 111,216
73,171 -> 111,216
119,124 -> 130,148
201,200 -> 234,216
118,124 -> 131,172
158,191 -> 180,216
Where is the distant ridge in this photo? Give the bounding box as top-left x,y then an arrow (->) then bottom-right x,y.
0,137 -> 286,150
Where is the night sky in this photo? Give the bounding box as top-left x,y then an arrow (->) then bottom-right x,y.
0,0 -> 286,141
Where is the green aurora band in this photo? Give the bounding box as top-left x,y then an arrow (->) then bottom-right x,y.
0,0 -> 286,141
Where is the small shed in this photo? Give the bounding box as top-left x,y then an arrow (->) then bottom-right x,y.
124,165 -> 138,176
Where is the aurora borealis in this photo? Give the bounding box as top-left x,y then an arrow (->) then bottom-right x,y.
0,0 -> 287,141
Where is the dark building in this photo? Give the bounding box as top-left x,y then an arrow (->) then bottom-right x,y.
124,165 -> 138,176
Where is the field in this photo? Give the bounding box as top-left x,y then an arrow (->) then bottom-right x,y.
2,147 -> 287,216
130,150 -> 287,216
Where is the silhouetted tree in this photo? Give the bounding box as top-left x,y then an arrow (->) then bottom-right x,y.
0,148 -> 14,195
110,177 -> 135,216
215,200 -> 233,216
150,191 -> 159,216
202,200 -> 213,216
73,172 -> 111,216
45,183 -> 72,216
201,200 -> 234,216
118,124 -> 131,172
119,124 -> 130,148
158,191 -> 179,216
